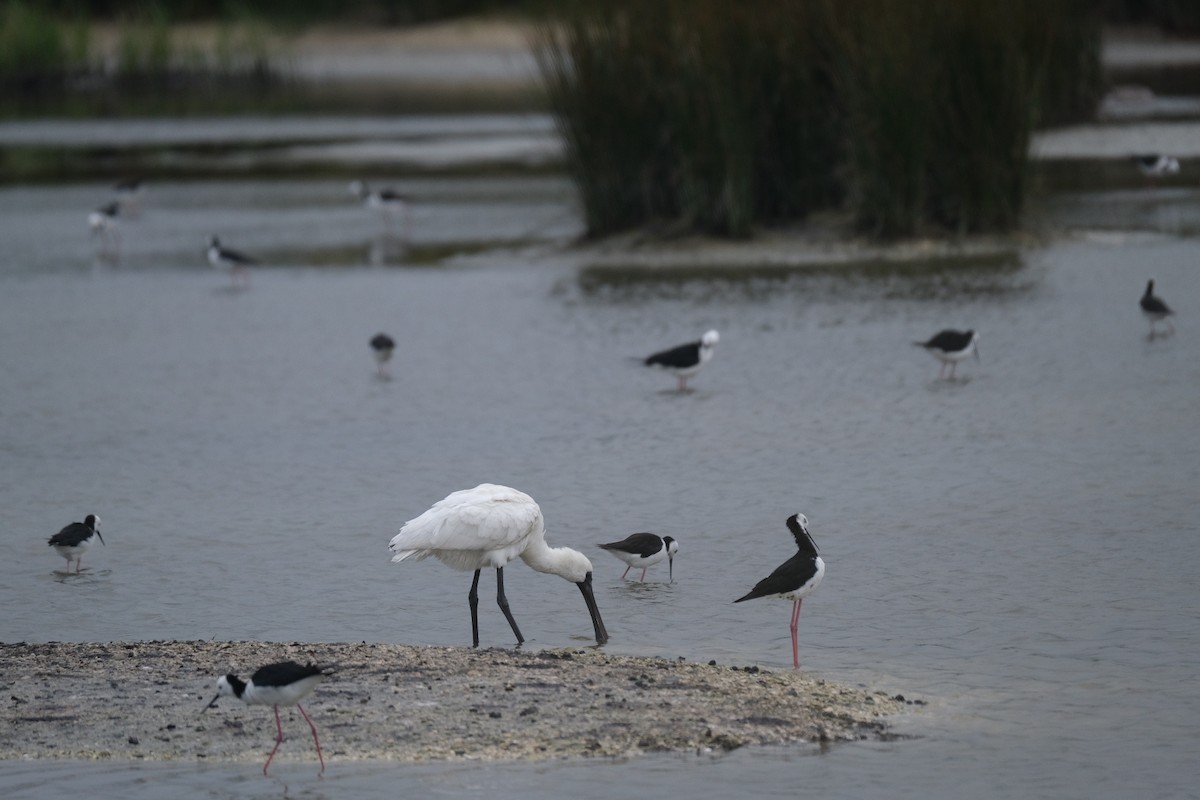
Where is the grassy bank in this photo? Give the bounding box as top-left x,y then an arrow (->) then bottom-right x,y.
536,0 -> 1103,239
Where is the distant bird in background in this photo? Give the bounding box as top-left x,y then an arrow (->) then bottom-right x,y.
1133,154 -> 1180,182
204,661 -> 332,776
113,177 -> 145,217
735,513 -> 824,669
48,513 -> 104,573
914,329 -> 979,380
644,329 -> 719,391
598,533 -> 677,582
370,333 -> 396,377
1140,279 -> 1175,337
207,236 -> 256,288
389,484 -> 609,647
349,180 -> 412,238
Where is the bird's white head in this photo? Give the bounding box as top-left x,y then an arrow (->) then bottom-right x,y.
701,330 -> 720,347
203,673 -> 244,711
793,513 -> 809,534
349,180 -> 366,198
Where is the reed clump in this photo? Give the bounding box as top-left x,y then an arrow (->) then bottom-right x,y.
536,0 -> 1102,240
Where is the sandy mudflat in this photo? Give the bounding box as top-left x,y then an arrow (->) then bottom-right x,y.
0,641 -> 908,765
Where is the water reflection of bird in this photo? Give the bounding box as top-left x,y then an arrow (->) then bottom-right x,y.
1140,279 -> 1174,337
734,513 -> 824,669
598,533 -> 677,582
389,484 -> 609,647
370,333 -> 396,377
203,661 -> 331,776
48,513 -> 104,573
914,329 -> 979,380
644,329 -> 719,391
206,236 -> 255,287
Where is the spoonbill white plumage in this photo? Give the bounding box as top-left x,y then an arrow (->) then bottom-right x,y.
734,513 -> 824,668
203,660 -> 331,775
388,484 -> 609,646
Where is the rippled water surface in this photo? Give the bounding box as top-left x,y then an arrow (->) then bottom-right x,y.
1,178 -> 1199,799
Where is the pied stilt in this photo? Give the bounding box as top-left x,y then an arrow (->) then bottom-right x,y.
914,329 -> 979,379
88,202 -> 120,244
349,181 -> 411,237
47,514 -> 104,573
389,484 -> 609,647
207,236 -> 255,287
1141,279 -> 1175,337
598,533 -> 677,582
734,513 -> 824,669
1133,154 -> 1180,181
370,333 -> 396,377
644,329 -> 719,391
203,660 -> 332,775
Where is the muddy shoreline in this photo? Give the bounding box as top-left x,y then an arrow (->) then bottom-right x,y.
1,641 -> 908,765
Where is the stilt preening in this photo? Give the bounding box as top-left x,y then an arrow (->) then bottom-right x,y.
734,513 -> 825,668
203,661 -> 332,776
388,484 -> 609,647
207,236 -> 256,287
1140,279 -> 1175,336
370,333 -> 396,376
644,329 -> 719,391
598,533 -> 677,582
47,514 -> 104,573
914,329 -> 979,379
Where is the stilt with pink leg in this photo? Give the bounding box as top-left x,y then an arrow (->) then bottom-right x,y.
598,533 -> 678,583
48,514 -> 104,573
735,513 -> 825,669
204,661 -> 332,776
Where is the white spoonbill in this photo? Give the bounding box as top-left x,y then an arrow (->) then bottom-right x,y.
389,484 -> 609,646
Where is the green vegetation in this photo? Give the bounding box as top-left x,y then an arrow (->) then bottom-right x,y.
537,0 -> 1103,239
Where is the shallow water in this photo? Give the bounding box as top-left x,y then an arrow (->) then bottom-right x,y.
2,178 -> 1199,799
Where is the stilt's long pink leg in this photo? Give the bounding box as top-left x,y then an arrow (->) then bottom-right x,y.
790,599 -> 804,668
297,704 -> 325,774
620,565 -> 631,579
263,705 -> 285,775
639,568 -> 647,582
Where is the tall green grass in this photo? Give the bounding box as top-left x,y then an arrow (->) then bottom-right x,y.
0,1 -> 89,85
536,0 -> 1102,240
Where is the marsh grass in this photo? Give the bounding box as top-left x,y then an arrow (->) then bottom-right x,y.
537,0 -> 1102,240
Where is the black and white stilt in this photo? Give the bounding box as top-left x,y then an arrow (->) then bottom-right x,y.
1133,154 -> 1180,181
370,333 -> 396,377
598,533 -> 677,582
914,329 -> 979,379
207,236 -> 255,287
644,329 -> 719,391
389,484 -> 609,647
203,661 -> 332,775
88,202 -> 120,251
734,513 -> 825,669
1140,279 -> 1175,336
47,514 -> 104,573
349,181 -> 411,237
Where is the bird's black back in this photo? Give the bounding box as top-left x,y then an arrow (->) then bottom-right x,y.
918,329 -> 974,352
1141,281 -> 1171,315
645,341 -> 701,369
599,532 -> 663,558
734,550 -> 820,602
48,521 -> 93,547
371,333 -> 395,351
250,661 -> 325,687
220,246 -> 256,265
